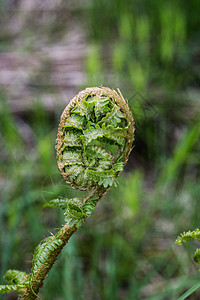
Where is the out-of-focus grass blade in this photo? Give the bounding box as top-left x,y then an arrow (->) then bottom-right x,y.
178,281 -> 200,300
159,121 -> 200,185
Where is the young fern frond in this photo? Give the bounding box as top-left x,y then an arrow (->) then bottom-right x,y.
0,87 -> 134,299
4,270 -> 28,286
175,229 -> 200,245
176,228 -> 200,268
44,196 -> 81,210
0,270 -> 29,295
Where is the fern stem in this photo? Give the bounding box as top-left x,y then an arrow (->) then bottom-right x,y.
0,87 -> 134,299
19,187 -> 107,299
19,224 -> 76,299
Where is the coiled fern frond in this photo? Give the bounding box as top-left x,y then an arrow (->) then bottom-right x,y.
56,87 -> 134,190
0,87 -> 134,299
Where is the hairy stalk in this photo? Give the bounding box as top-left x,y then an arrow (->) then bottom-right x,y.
20,187 -> 107,300
0,87 -> 134,299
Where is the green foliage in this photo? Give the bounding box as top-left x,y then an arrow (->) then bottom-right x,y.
0,270 -> 28,295
63,114 -> 85,130
45,195 -> 97,228
194,249 -> 200,264
176,228 -> 200,278
4,270 -> 27,286
176,229 -> 200,246
177,282 -> 200,300
64,198 -> 96,228
64,202 -> 85,228
87,168 -> 118,188
31,237 -> 63,276
99,106 -> 126,128
83,124 -> 127,146
44,197 -> 80,210
0,285 -> 17,294
122,171 -> 143,215
86,96 -> 110,120
82,200 -> 96,217
160,122 -> 200,185
57,90 -> 132,191
85,0 -> 200,91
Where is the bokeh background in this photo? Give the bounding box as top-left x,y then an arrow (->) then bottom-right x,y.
0,0 -> 200,299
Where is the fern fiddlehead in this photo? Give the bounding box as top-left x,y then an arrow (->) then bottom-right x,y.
56,87 -> 134,191
0,87 -> 134,299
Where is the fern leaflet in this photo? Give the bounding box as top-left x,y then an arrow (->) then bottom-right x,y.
0,285 -> 18,294
4,270 -> 27,286
175,229 -> 200,245
31,237 -> 63,275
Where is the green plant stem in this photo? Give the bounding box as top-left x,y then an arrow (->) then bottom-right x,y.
18,187 -> 107,299
0,87 -> 134,299
19,225 -> 76,300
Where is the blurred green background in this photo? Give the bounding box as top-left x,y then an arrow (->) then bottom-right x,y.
0,0 -> 200,299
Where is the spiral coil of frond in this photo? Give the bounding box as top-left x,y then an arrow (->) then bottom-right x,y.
56,87 -> 134,191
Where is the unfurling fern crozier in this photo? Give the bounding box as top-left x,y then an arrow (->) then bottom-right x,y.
56,87 -> 134,191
